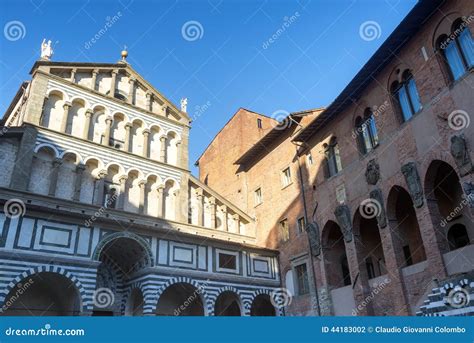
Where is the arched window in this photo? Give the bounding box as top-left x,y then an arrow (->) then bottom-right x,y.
438,19 -> 474,81
355,109 -> 378,154
323,137 -> 342,178
391,70 -> 422,122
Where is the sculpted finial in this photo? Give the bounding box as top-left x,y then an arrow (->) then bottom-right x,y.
180,98 -> 188,112
40,39 -> 53,60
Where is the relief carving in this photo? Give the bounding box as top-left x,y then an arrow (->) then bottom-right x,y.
365,159 -> 380,185
369,188 -> 387,228
401,162 -> 424,208
450,135 -> 472,176
334,205 -> 353,242
306,222 -> 321,256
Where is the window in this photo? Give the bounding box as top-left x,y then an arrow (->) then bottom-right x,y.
439,20 -> 474,81
341,254 -> 351,286
279,219 -> 289,242
447,224 -> 470,251
297,217 -> 305,234
295,264 -> 309,295
306,152 -> 314,165
218,253 -> 237,270
355,109 -> 379,154
323,137 -> 342,178
257,118 -> 263,129
254,187 -> 263,205
366,257 -> 375,279
281,167 -> 292,187
391,70 -> 422,122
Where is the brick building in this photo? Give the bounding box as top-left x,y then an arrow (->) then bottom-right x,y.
197,0 -> 474,316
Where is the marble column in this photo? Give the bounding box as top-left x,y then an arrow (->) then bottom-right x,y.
73,163 -> 86,201
123,123 -> 132,152
159,136 -> 167,163
221,205 -> 228,231
233,214 -> 240,234
138,181 -> 146,214
196,189 -> 204,226
103,117 -> 113,146
110,70 -> 118,97
48,158 -> 63,197
117,176 -> 128,210
60,102 -> 72,133
91,69 -> 98,91
173,189 -> 180,220
209,197 -> 217,229
93,171 -> 107,206
128,77 -> 136,104
176,141 -> 182,167
146,92 -> 153,112
70,69 -> 76,83
83,109 -> 93,140
157,186 -> 164,218
142,129 -> 150,158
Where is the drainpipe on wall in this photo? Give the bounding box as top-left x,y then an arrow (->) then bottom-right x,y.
290,116 -> 321,316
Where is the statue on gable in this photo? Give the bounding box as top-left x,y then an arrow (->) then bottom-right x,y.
40,39 -> 54,61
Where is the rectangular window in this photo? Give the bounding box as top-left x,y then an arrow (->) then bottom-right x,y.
279,219 -> 289,242
445,40 -> 466,81
254,187 -> 263,205
295,264 -> 309,295
257,118 -> 262,129
281,167 -> 292,187
297,217 -> 305,234
218,253 -> 237,270
397,86 -> 413,122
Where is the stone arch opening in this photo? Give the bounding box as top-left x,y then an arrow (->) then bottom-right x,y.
387,186 -> 427,267
125,288 -> 144,316
214,291 -> 241,316
250,294 -> 276,316
156,282 -> 205,316
1,272 -> 81,316
353,211 -> 386,279
425,160 -> 473,253
93,233 -> 153,315
447,223 -> 470,251
322,220 -> 351,288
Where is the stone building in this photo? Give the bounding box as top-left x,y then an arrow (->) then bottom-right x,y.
0,51 -> 282,316
197,0 -> 474,316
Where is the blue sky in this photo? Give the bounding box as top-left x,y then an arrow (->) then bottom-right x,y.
0,0 -> 417,174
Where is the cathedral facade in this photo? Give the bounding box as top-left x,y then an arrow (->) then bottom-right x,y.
0,54 -> 281,316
